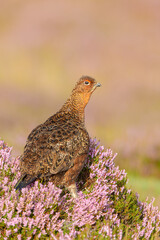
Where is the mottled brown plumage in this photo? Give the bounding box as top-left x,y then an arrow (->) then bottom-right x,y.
15,76 -> 101,197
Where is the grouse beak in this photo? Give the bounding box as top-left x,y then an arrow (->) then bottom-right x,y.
93,82 -> 101,90
96,83 -> 101,87
91,82 -> 101,92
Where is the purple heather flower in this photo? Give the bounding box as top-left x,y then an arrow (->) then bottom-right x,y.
17,235 -> 22,240
0,138 -> 160,239
5,230 -> 11,237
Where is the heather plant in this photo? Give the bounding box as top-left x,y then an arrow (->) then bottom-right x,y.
0,139 -> 160,239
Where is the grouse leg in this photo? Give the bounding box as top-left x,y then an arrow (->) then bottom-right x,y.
67,183 -> 78,198
63,154 -> 87,198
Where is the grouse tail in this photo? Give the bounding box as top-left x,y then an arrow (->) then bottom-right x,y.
14,174 -> 38,190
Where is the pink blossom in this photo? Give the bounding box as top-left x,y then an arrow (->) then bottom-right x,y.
0,139 -> 160,239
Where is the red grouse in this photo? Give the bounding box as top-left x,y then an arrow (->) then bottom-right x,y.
15,76 -> 101,198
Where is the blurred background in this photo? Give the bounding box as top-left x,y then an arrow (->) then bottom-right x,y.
0,0 -> 160,206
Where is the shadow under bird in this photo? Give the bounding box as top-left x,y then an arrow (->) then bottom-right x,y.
15,76 -> 101,198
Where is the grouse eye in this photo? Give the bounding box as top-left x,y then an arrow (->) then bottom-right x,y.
84,81 -> 90,85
